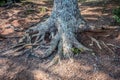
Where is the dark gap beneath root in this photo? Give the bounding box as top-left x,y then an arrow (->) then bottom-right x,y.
44,32 -> 51,43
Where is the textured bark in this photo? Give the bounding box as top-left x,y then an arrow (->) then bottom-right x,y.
30,0 -> 88,33
17,0 -> 91,62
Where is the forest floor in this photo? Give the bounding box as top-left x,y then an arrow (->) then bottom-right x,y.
0,0 -> 120,80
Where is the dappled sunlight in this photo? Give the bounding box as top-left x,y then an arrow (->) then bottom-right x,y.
30,55 -> 116,80
0,23 -> 14,35
49,60 -> 94,79
92,71 -> 112,80
80,0 -> 118,26
0,58 -> 9,77
0,0 -> 120,80
115,34 -> 120,41
32,69 -> 59,80
0,27 -> 14,35
0,1 -> 51,36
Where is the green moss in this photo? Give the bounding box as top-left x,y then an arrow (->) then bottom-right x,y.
113,7 -> 120,23
0,0 -> 5,6
71,48 -> 84,54
39,7 -> 47,13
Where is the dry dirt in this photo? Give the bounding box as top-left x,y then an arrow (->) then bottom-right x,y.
0,0 -> 120,80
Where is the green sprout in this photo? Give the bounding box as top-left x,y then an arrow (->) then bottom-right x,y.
71,48 -> 84,54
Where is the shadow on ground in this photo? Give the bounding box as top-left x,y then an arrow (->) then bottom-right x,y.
0,0 -> 120,80
80,0 -> 120,26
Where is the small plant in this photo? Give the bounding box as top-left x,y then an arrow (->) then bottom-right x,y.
0,0 -> 5,6
26,9 -> 35,14
39,7 -> 47,14
71,48 -> 84,54
113,7 -> 120,23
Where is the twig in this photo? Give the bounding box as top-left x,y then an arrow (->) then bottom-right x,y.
107,43 -> 120,48
89,36 -> 102,49
86,26 -> 120,33
101,41 -> 115,55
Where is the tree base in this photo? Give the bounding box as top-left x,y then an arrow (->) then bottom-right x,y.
12,17 -> 92,66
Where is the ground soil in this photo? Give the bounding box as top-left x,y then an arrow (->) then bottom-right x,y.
0,0 -> 120,80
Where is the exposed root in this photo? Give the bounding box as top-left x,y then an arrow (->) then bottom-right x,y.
89,36 -> 102,49
46,54 -> 60,68
11,18 -> 94,66
10,19 -> 55,57
7,17 -> 119,59
88,36 -> 116,56
101,41 -> 115,56
41,33 -> 60,59
107,44 -> 120,48
85,26 -> 120,33
73,36 -> 92,51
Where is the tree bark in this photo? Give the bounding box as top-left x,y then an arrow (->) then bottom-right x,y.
17,0 -> 92,62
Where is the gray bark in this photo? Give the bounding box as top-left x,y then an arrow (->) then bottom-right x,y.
31,0 -> 88,33
21,0 -> 91,60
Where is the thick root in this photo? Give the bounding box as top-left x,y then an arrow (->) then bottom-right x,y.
41,33 -> 60,59
12,18 -> 92,65
89,36 -> 102,49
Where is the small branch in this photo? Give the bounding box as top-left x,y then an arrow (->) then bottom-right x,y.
107,44 -> 120,48
84,26 -> 120,33
101,41 -> 115,55
89,37 -> 102,49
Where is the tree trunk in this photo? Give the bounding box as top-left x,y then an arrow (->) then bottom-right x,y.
17,0 -> 92,62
